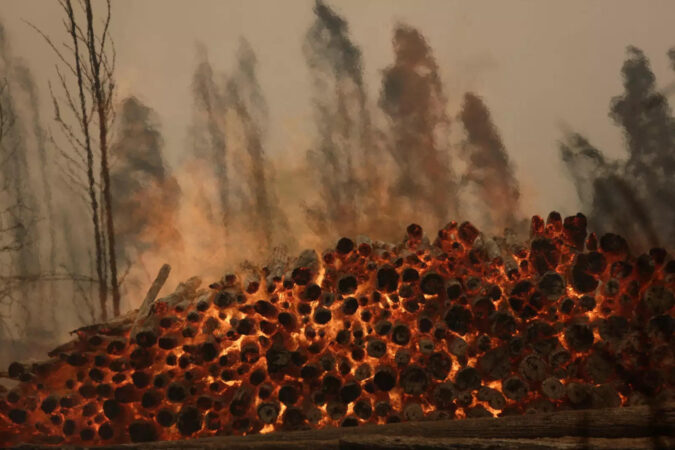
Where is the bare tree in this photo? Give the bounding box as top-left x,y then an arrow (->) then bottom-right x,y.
191,46 -> 230,242
83,0 -> 120,316
0,77 -> 21,336
31,0 -> 118,319
226,39 -> 293,255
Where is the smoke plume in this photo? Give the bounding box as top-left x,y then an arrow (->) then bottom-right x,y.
562,46 -> 675,251
459,92 -> 522,232
560,132 -> 660,250
379,24 -> 458,225
110,96 -> 182,281
609,46 -> 675,247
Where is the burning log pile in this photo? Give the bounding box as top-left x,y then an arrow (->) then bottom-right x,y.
0,212 -> 673,446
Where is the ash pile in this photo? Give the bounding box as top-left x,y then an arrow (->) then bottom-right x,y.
0,212 -> 673,446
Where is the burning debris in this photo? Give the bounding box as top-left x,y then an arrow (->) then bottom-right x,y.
0,212 -> 673,445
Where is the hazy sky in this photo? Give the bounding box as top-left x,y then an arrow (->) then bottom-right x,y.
2,0 -> 675,217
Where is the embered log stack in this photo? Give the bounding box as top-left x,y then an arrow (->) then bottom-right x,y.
1,212 -> 673,447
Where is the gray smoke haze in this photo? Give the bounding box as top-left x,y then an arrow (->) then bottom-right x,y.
13,62 -> 56,277
180,38 -> 296,272
0,21 -> 91,363
190,47 -> 230,238
379,24 -> 458,225
0,23 -> 43,337
224,39 -> 294,256
459,92 -> 522,232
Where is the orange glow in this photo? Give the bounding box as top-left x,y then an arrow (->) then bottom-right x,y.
1,212 -> 672,445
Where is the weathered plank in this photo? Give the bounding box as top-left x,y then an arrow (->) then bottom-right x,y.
338,435 -> 675,450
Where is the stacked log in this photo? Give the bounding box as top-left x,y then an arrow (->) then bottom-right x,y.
0,212 -> 673,447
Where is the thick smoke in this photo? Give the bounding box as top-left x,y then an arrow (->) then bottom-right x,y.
110,96 -> 182,283
379,24 -> 458,225
560,133 -> 660,250
302,0 -> 381,238
562,46 -> 675,251
459,93 -> 522,232
609,47 -> 675,247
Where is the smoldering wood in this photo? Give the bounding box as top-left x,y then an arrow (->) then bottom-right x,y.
0,264 -> 178,380
129,264 -> 172,342
3,216 -> 674,447
16,403 -> 672,449
264,246 -> 290,286
1,357 -> 62,379
70,309 -> 137,337
541,377 -> 565,400
287,249 -> 320,285
240,262 -> 261,294
130,274 -> 201,344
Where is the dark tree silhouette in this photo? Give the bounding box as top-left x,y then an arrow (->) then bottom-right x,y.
226,39 -> 293,254
459,93 -> 522,232
609,46 -> 675,247
33,0 -> 119,319
110,96 -> 182,267
561,46 -> 675,250
379,24 -> 458,224
0,24 -> 43,337
560,132 -> 660,250
302,0 -> 381,238
191,46 -> 229,240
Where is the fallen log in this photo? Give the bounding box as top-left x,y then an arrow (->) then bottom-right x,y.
129,264 -> 172,346
1,265 -> 176,380
69,309 -> 137,338
12,436 -> 674,450
129,269 -> 201,347
16,403 -> 668,449
338,436 -> 675,450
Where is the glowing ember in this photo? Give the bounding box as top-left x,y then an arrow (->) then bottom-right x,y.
1,212 -> 673,445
